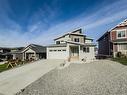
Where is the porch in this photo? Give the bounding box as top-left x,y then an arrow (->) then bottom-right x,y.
69,45 -> 80,61
113,43 -> 127,57
23,52 -> 46,61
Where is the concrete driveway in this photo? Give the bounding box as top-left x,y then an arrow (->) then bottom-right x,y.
0,59 -> 64,95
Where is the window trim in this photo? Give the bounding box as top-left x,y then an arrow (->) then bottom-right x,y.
74,38 -> 80,42
56,41 -> 60,44
83,47 -> 90,53
117,29 -> 126,39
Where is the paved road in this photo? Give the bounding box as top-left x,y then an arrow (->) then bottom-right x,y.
0,59 -> 64,95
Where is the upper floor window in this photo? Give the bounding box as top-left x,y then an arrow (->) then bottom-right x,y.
74,38 -> 79,42
117,30 -> 126,39
56,41 -> 60,44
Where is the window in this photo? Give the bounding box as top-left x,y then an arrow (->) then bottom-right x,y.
117,30 -> 126,38
74,38 -> 79,42
83,47 -> 89,53
58,50 -> 61,51
118,44 -> 127,50
62,49 -> 66,51
56,41 -> 60,44
49,50 -> 53,52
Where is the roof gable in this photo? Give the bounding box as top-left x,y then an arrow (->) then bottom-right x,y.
71,29 -> 82,34
109,19 -> 127,32
97,19 -> 127,41
23,44 -> 46,53
116,19 -> 127,27
54,28 -> 84,40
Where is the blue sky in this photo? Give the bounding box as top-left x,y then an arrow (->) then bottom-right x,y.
0,0 -> 127,47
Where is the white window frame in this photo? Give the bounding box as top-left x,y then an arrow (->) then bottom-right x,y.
83,47 -> 90,53
74,38 -> 80,42
117,29 -> 126,39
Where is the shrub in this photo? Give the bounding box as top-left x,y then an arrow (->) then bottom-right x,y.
116,52 -> 122,58
116,52 -> 127,58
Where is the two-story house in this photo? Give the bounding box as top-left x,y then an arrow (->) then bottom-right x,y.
110,19 -> 127,57
47,29 -> 96,62
98,19 -> 127,57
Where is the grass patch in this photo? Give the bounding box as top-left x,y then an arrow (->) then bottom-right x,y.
111,58 -> 127,65
0,63 -> 8,72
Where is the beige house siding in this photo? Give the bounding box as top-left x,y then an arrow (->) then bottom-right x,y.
70,35 -> 85,43
12,53 -> 23,60
55,35 -> 85,44
79,46 -> 95,61
85,39 -> 92,43
55,35 -> 71,44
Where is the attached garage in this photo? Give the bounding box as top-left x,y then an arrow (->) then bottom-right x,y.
47,44 -> 67,59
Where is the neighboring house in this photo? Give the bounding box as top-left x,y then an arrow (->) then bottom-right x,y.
0,47 -> 11,53
22,44 -> 46,60
0,47 -> 11,61
2,47 -> 24,60
0,44 -> 46,61
47,29 -> 96,62
97,32 -> 113,57
0,47 -> 24,61
98,19 -> 127,57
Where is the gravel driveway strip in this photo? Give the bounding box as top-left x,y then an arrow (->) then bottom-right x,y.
17,60 -> 127,95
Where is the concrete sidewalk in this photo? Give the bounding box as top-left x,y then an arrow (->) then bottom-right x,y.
0,59 -> 64,95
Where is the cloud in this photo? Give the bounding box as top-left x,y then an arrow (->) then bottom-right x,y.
30,0 -> 127,45
0,0 -> 127,47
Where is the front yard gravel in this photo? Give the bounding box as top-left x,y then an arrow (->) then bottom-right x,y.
17,60 -> 127,95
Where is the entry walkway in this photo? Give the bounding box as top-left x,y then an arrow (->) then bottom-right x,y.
0,59 -> 64,95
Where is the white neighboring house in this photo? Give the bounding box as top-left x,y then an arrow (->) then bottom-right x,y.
47,29 -> 96,62
22,44 -> 46,61
2,44 -> 46,61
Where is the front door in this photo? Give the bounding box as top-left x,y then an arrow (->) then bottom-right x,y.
70,46 -> 79,61
26,53 -> 35,60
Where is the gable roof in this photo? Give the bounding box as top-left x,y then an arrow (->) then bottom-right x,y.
115,19 -> 127,27
23,44 -> 46,53
97,19 -> 127,41
85,37 -> 93,41
0,47 -> 24,50
109,19 -> 127,31
97,32 -> 109,41
54,28 -> 85,40
71,28 -> 82,34
2,44 -> 46,55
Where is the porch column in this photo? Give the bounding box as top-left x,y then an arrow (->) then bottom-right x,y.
113,44 -> 117,58
13,54 -> 16,59
78,45 -> 81,60
34,52 -> 37,60
66,43 -> 70,61
23,53 -> 25,61
24,52 -> 26,61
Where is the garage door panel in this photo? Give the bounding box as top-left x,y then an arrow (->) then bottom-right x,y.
48,51 -> 67,59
